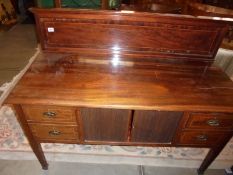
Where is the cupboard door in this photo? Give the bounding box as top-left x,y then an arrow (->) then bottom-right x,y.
131,111 -> 182,143
80,108 -> 131,142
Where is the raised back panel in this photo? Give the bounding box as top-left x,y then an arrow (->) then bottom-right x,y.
31,8 -> 228,63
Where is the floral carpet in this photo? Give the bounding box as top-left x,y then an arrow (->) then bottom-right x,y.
0,49 -> 232,168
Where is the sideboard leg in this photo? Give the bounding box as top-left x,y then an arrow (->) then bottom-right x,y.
197,135 -> 232,175
12,105 -> 48,170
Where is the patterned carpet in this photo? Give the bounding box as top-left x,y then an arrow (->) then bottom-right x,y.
0,49 -> 232,168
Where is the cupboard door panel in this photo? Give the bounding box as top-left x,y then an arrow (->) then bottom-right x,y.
131,111 -> 182,143
80,108 -> 131,142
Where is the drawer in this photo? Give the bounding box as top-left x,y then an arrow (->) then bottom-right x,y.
176,131 -> 227,146
184,112 -> 233,130
22,105 -> 77,123
30,124 -> 79,142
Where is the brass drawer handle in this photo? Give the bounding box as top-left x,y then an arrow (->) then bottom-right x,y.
48,130 -> 61,136
43,111 -> 56,118
207,119 -> 219,126
196,135 -> 208,141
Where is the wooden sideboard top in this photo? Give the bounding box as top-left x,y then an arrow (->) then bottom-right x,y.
5,52 -> 233,112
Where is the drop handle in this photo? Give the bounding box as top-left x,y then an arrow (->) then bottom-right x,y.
49,130 -> 61,136
207,119 -> 219,126
43,111 -> 56,118
196,135 -> 208,141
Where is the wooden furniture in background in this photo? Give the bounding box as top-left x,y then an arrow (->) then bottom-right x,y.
101,0 -> 109,9
54,0 -> 61,7
203,0 -> 233,10
120,3 -> 182,13
185,2 -> 233,50
4,8 -> 233,175
186,2 -> 233,18
132,0 -> 201,9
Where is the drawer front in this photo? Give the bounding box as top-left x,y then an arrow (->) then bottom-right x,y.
177,131 -> 226,146
30,124 -> 79,142
185,113 -> 233,130
22,105 -> 77,123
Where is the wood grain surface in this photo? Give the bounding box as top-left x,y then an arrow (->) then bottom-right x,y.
131,111 -> 182,143
30,8 -> 228,63
5,52 -> 233,112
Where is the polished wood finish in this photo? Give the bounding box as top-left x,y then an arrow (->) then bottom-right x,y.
131,111 -> 182,143
175,111 -> 233,174
30,123 -> 79,142
121,3 -> 182,13
176,131 -> 227,146
5,52 -> 233,113
197,134 -> 233,175
175,112 -> 233,145
80,108 -> 131,142
30,8 -> 227,64
184,112 -> 233,131
54,0 -> 61,8
4,9 -> 233,175
22,105 -> 77,123
133,0 -> 200,7
101,0 -> 109,9
203,0 -> 233,10
185,2 -> 233,49
186,2 -> 233,17
12,105 -> 48,170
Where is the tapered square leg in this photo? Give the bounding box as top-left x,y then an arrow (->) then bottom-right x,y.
12,105 -> 49,170
197,135 -> 232,175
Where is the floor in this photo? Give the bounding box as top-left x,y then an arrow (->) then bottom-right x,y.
0,24 -> 37,87
0,160 -> 226,175
0,24 -> 229,175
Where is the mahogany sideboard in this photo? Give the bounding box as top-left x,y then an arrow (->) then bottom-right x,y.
4,8 -> 233,175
